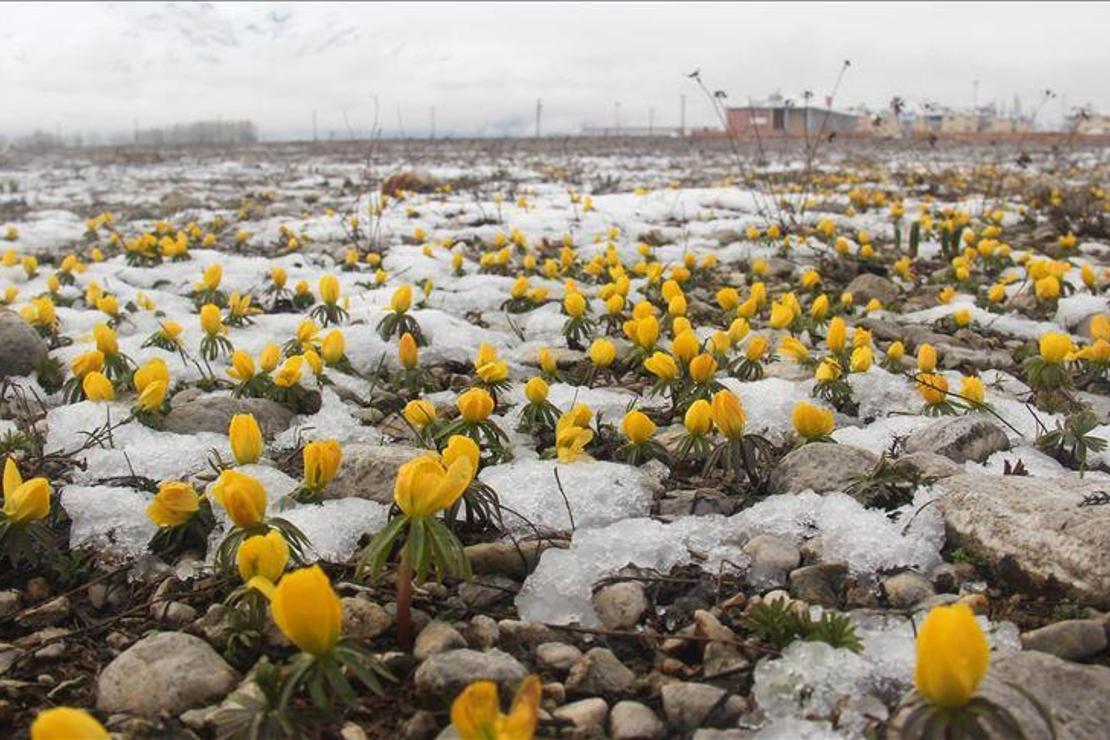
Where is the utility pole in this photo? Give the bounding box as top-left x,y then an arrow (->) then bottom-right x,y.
680,94 -> 686,137
535,98 -> 543,138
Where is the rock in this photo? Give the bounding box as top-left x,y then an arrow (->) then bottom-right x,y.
742,534 -> 801,572
536,642 -> 584,674
660,682 -> 746,731
327,444 -> 425,503
768,443 -> 877,496
342,597 -> 393,640
788,563 -> 847,607
161,395 -> 294,436
414,621 -> 468,660
465,540 -> 555,578
463,615 -> 499,650
1021,620 -> 1107,661
414,649 -> 527,704
610,700 -> 666,739
881,571 -> 936,608
592,582 -> 648,630
403,710 -> 440,740
149,600 -> 197,627
459,575 -> 518,610
497,620 -> 561,652
553,697 -> 609,730
0,590 -> 20,619
565,648 -> 635,695
845,274 -> 900,305
0,308 -> 47,377
937,343 -> 1013,372
19,597 -> 69,629
892,452 -> 963,480
938,474 -> 1110,608
904,416 -> 1010,464
96,632 -> 238,716
657,488 -> 740,518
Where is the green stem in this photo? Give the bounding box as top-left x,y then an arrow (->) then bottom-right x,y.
396,544 -> 414,652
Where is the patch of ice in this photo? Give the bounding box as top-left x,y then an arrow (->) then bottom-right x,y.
831,415 -> 933,455
848,367 -> 919,419
281,498 -> 389,562
720,377 -> 813,437
61,485 -> 157,559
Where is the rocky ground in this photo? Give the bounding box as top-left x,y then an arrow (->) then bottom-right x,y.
0,138 -> 1108,739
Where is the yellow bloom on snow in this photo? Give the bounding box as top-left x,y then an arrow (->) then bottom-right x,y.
229,414 -> 263,465
146,481 -> 199,528
961,375 -> 985,404
136,380 -> 167,412
621,410 -> 656,445
451,674 -> 542,740
319,274 -> 340,305
917,343 -> 937,372
391,284 -> 413,313
1039,332 -> 1074,363
917,373 -> 949,406
711,390 -> 746,440
82,372 -> 115,401
237,529 -> 289,585
588,338 -> 616,368
684,399 -> 712,435
268,565 -> 342,657
3,456 -> 51,523
458,388 -> 495,422
228,350 -> 255,382
303,439 -> 342,489
914,604 -> 988,709
524,377 -> 548,403
211,469 -> 267,528
792,401 -> 834,440
134,359 -> 169,394
404,399 -> 437,429
393,449 -> 475,518
200,304 -> 223,335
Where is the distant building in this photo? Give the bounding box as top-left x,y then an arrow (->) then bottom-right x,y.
725,95 -> 859,138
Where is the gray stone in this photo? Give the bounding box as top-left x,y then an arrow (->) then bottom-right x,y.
788,563 -> 847,607
881,571 -> 936,608
904,416 -> 1010,464
768,443 -> 877,496
458,574 -> 518,610
327,444 -> 425,503
660,682 -> 746,731
342,597 -> 393,640
553,697 -> 609,730
464,540 -> 555,578
0,590 -> 21,619
150,600 -> 197,627
845,273 -> 900,306
657,489 -> 740,518
0,308 -> 47,377
938,474 -> 1110,608
892,452 -> 963,480
414,649 -> 527,704
565,647 -> 635,695
610,700 -> 666,739
497,620 -> 561,651
161,395 -> 294,436
96,631 -> 238,716
593,581 -> 649,630
414,621 -> 467,661
742,534 -> 801,572
535,642 -> 584,674
1021,620 -> 1107,661
463,615 -> 499,650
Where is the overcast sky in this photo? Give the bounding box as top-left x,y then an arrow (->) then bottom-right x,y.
1,1 -> 1107,140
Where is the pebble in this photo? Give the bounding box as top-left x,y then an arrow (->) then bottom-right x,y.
592,581 -> 649,630
565,647 -> 635,695
1021,619 -> 1108,661
610,700 -> 666,739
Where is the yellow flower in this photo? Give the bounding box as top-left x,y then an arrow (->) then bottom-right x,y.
688,353 -> 718,383
3,457 -> 51,523
322,330 -> 346,366
269,565 -> 342,656
71,351 -> 104,379
744,334 -> 769,362
850,345 -> 873,373
259,343 -> 281,372
769,301 -> 794,329
961,375 -> 985,404
684,399 -> 712,435
810,294 -> 830,320
319,274 -> 340,305
200,263 -> 222,291
228,350 -> 255,382
711,390 -> 745,440
200,303 -> 223,336
588,338 -> 616,368
273,356 -> 304,388
391,284 -> 413,313
271,266 -> 287,288
1089,314 -> 1109,342
477,359 -> 510,383
451,674 -> 541,740
136,381 -> 168,412
229,414 -> 263,465
826,317 -> 846,352
394,451 -> 475,518
716,287 -> 740,311
304,440 -> 342,490
538,347 -> 557,375
555,424 -> 594,462
886,341 -> 905,363
815,358 -> 841,383
621,410 -> 656,445
779,336 -> 809,363
404,399 -> 438,429
1039,332 -> 1074,363
917,373 -> 949,406
146,481 -> 199,527
458,387 -> 495,422
96,294 -> 119,318
524,377 -> 548,403
917,343 -> 937,372
1034,275 -> 1060,302
82,372 -> 115,401
914,603 -> 988,709
563,291 -> 586,318
134,359 -> 169,394
93,323 -> 118,355
644,351 -> 679,381
792,402 -> 834,440
237,529 -> 289,585
30,707 -> 109,740
211,469 -> 267,528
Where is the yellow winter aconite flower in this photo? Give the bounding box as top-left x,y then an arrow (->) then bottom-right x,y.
236,529 -> 289,584
850,345 -> 873,373
269,565 -> 342,656
393,450 -> 475,518
688,353 -> 718,383
684,399 -> 712,435
711,390 -> 746,440
914,603 -> 989,709
621,410 -> 656,444
886,341 -> 905,363
211,469 -> 267,528
745,334 -> 769,362
1089,314 -> 1109,342
228,350 -> 255,381
200,303 -> 223,335
644,351 -> 679,381
404,399 -> 438,429
826,317 -> 846,352
451,674 -> 542,740
319,274 -> 340,305
917,343 -> 937,372
229,414 -> 263,465
563,291 -> 586,318
588,338 -> 616,368
398,331 -> 420,370
1039,332 -> 1074,363
917,373 -> 949,406
199,263 -> 222,291
779,336 -> 809,363
792,401 -> 834,440
82,372 -> 115,401
146,481 -> 199,527
391,284 -> 413,313
273,356 -> 303,388
322,329 -> 345,366
458,387 -> 495,422
136,380 -> 168,412
524,377 -> 548,403
259,343 -> 281,372
961,375 -> 985,404
93,323 -> 118,355
30,707 -> 109,740
3,457 -> 51,523
304,440 -> 342,490
769,301 -> 794,329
